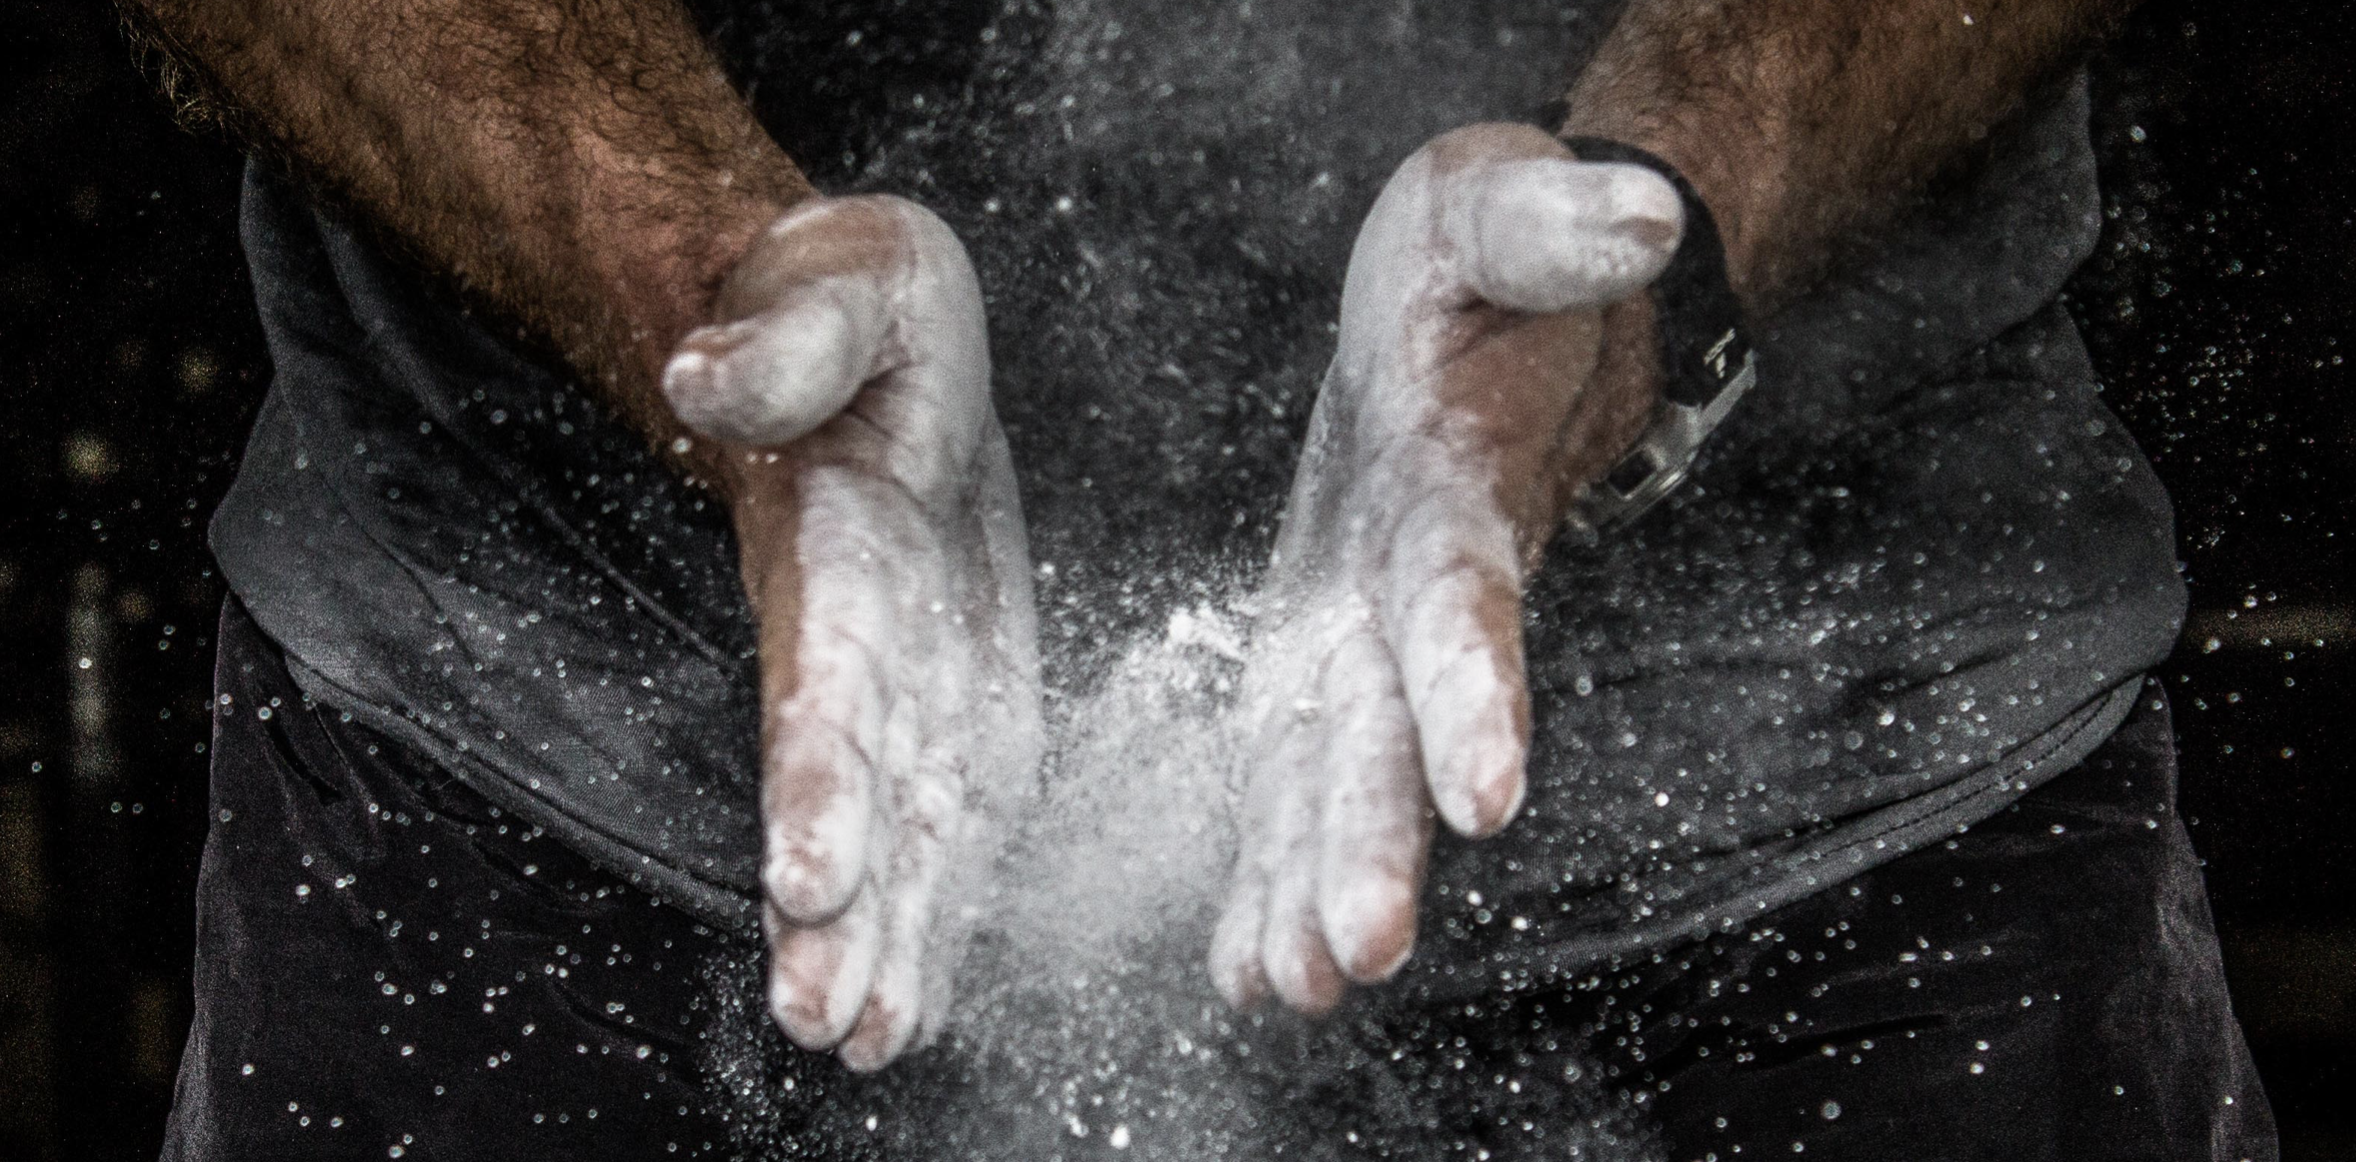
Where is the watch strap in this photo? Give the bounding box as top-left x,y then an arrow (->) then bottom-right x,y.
1555,135 -> 1758,540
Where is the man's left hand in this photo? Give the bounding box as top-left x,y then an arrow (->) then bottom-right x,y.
1211,124 -> 1680,1013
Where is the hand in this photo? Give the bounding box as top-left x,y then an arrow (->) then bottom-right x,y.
663,196 -> 1041,1070
1210,124 -> 1681,1014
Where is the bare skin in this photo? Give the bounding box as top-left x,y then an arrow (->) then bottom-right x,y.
1214,0 -> 2142,1014
127,0 -> 1040,1071
126,0 -> 807,455
129,0 -> 2145,1048
663,194 -> 1041,1068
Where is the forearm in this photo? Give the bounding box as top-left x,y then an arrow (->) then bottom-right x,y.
129,0 -> 812,478
1563,0 -> 2139,312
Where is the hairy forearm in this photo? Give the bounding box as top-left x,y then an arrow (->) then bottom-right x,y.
1564,0 -> 2138,311
130,0 -> 811,476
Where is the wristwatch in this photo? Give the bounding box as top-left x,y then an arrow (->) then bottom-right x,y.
1555,135 -> 1758,542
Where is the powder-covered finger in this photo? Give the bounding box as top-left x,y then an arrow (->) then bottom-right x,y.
760,471 -> 916,921
1442,148 -> 1682,312
1257,715 -> 1348,1016
760,629 -> 883,921
1313,636 -> 1433,983
662,275 -> 890,447
1209,659 -> 1320,1010
1262,819 -> 1348,1015
835,937 -> 922,1073
1209,863 -> 1274,1010
764,888 -> 883,1051
836,760 -> 957,1072
1387,548 -> 1531,839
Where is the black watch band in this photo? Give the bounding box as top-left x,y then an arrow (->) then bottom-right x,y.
1555,135 -> 1758,540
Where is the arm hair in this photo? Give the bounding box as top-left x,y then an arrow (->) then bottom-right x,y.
123,0 -> 814,485
1565,0 -> 2141,311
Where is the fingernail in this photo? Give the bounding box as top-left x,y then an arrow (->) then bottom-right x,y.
1264,918 -> 1347,1016
769,970 -> 865,1051
1444,746 -> 1527,838
1429,741 -> 1526,838
661,348 -> 710,395
763,841 -> 861,923
1214,962 -> 1265,1011
767,973 -> 839,1049
1324,878 -> 1418,983
1211,946 -> 1266,1010
1605,166 -> 1682,236
762,777 -> 869,922
1619,213 -> 1680,253
836,1007 -> 910,1074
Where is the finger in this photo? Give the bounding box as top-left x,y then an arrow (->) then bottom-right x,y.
1386,524 -> 1531,839
760,478 -> 908,921
835,955 -> 920,1074
836,760 -> 958,1073
1262,811 -> 1348,1015
760,627 -> 882,922
1313,636 -> 1434,984
1256,696 -> 1348,1014
759,726 -> 873,923
1210,654 -> 1329,1011
1210,744 -> 1282,1010
1443,153 -> 1682,313
764,885 -> 884,1051
1209,871 -> 1273,1010
662,274 -> 891,447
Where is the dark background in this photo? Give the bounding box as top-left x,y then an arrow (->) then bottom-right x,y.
3,0 -> 2350,1158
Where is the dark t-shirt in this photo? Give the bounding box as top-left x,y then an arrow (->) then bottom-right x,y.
212,0 -> 2184,975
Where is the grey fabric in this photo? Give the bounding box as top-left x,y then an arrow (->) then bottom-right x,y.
1429,81 -> 2190,972
210,0 -> 2184,965
216,175 -> 762,921
162,605 -> 2273,1161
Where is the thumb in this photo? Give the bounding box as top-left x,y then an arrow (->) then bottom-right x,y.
1442,153 -> 1683,313
662,271 -> 891,447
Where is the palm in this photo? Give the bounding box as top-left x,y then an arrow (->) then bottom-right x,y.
666,195 -> 1040,1070
1212,124 -> 1678,1013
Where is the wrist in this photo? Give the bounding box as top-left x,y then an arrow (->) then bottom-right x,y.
1555,105 -> 1785,312
1524,133 -> 1760,541
588,200 -> 802,503
588,164 -> 815,500
1557,1 -> 1807,313
603,177 -> 818,394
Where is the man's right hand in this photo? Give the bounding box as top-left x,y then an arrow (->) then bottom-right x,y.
1209,126 -> 1678,1015
663,196 -> 1042,1073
